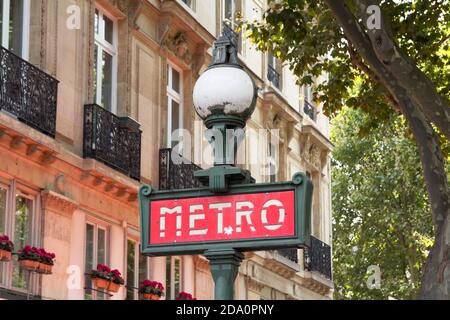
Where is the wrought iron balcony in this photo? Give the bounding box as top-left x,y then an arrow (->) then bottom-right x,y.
304,235 -> 332,280
304,99 -> 316,121
0,46 -> 58,137
277,248 -> 298,264
267,64 -> 281,90
83,104 -> 142,181
159,148 -> 202,190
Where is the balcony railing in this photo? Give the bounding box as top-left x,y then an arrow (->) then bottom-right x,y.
304,236 -> 332,280
277,248 -> 298,264
83,104 -> 142,181
304,99 -> 316,121
267,64 -> 281,90
159,148 -> 202,190
0,46 -> 58,137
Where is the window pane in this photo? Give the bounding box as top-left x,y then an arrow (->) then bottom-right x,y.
12,195 -> 32,290
166,257 -> 171,300
126,240 -> 136,300
84,224 -> 94,300
96,228 -> 106,300
104,15 -> 114,45
171,100 -> 180,132
101,51 -> 113,111
93,45 -> 98,104
0,187 -> 6,234
9,0 -> 24,56
171,100 -> 181,149
182,0 -> 192,8
138,247 -> 147,286
97,228 -> 106,265
174,259 -> 180,298
171,68 -> 180,93
224,0 -> 233,21
94,9 -> 99,35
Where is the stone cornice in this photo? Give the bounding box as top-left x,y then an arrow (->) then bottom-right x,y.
158,0 -> 215,48
263,251 -> 300,279
245,276 -> 265,293
41,190 -> 78,215
0,113 -> 139,206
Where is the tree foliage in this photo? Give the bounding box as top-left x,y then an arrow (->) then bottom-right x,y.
244,0 -> 450,298
244,0 -> 450,137
332,108 -> 434,299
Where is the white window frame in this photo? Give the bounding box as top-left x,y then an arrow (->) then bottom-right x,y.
166,63 -> 184,148
1,0 -> 30,59
178,0 -> 196,11
166,256 -> 182,300
84,219 -> 109,300
221,0 -> 243,53
126,237 -> 150,300
94,5 -> 118,114
222,0 -> 238,29
268,136 -> 278,183
0,179 -> 40,295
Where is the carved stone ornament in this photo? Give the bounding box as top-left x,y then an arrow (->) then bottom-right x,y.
41,190 -> 78,215
302,136 -> 322,171
164,31 -> 193,64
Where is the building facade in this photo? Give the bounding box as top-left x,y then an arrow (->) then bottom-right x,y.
0,0 -> 333,300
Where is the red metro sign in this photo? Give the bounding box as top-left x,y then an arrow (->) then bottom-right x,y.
150,190 -> 295,245
139,174 -> 312,256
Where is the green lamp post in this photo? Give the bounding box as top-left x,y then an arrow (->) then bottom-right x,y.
192,24 -> 257,299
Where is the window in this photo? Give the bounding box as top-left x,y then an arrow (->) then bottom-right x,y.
268,136 -> 278,183
126,239 -> 149,300
166,256 -> 181,300
166,64 -> 183,149
302,85 -> 316,121
268,51 -> 282,90
0,0 -> 30,59
93,7 -> 117,113
221,0 -> 242,52
180,0 -> 194,10
0,181 -> 39,293
84,222 -> 108,300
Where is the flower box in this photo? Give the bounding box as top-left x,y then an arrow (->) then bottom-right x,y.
108,281 -> 120,293
142,293 -> 161,300
91,264 -> 124,293
37,263 -> 53,274
92,277 -> 111,291
19,259 -> 39,271
0,249 -> 12,262
18,246 -> 55,274
139,280 -> 164,300
0,235 -> 13,261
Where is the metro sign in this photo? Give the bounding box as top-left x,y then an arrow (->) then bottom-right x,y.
139,173 -> 312,256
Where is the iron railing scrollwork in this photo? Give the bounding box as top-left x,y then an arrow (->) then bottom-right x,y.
304,235 -> 332,280
0,46 -> 58,137
159,148 -> 202,190
83,104 -> 142,181
304,99 -> 316,121
277,248 -> 298,264
267,64 -> 281,90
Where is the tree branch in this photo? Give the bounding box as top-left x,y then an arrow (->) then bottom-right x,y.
347,42 -> 401,113
356,0 -> 450,141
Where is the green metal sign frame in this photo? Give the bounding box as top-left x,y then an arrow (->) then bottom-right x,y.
139,172 -> 312,257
